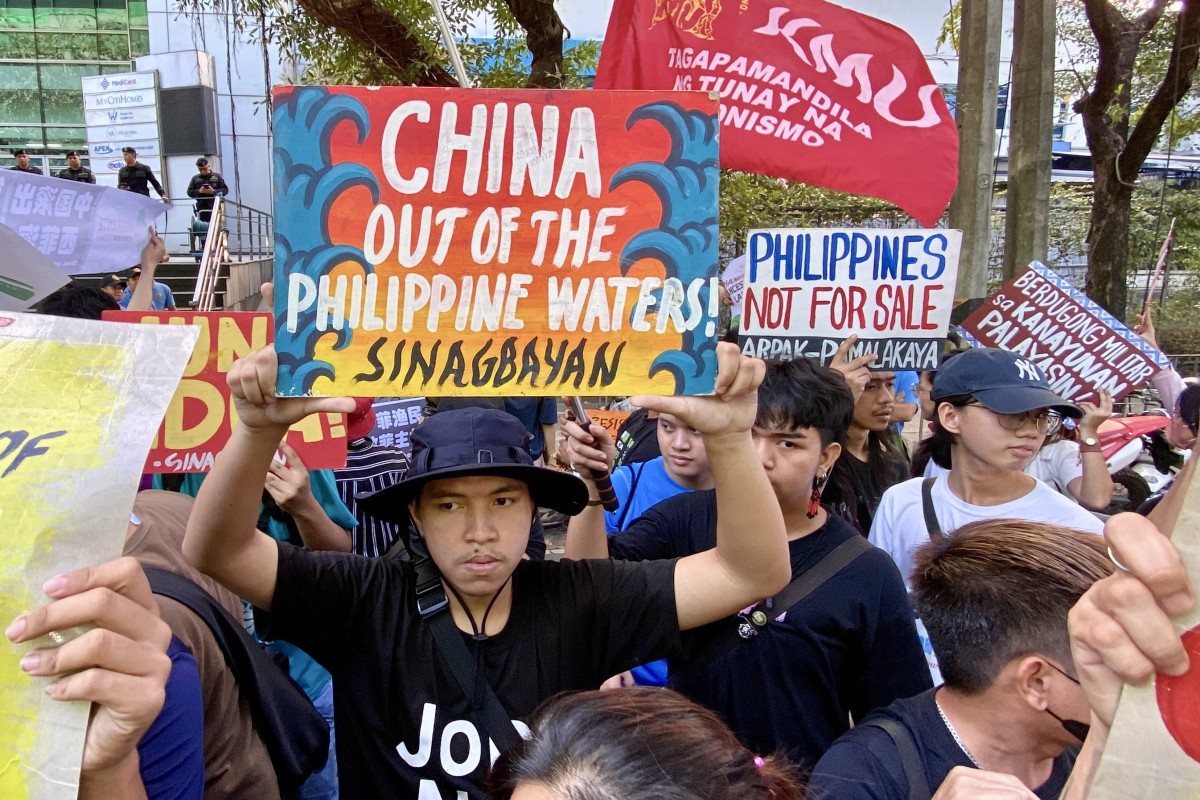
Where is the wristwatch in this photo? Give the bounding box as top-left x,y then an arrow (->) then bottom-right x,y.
1079,436 -> 1102,454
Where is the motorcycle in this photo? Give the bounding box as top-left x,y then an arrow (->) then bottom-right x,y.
1098,413 -> 1178,512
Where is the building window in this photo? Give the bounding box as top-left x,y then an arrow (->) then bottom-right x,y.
34,0 -> 97,31
0,0 -> 35,30
0,63 -> 40,124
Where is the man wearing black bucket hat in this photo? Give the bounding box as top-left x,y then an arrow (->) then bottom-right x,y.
183,342 -> 789,800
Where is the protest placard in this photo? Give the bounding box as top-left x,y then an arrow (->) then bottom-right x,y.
738,228 -> 961,370
0,312 -> 196,799
721,254 -> 746,328
272,86 -> 721,399
104,310 -> 347,472
959,263 -> 1171,404
1088,461 -> 1200,799
588,408 -> 632,440
0,225 -> 69,312
0,170 -> 164,276
368,397 -> 425,455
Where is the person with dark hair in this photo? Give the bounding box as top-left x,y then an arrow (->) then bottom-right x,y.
39,285 -> 119,319
118,146 -> 168,201
56,150 -> 95,183
183,342 -> 792,799
824,368 -> 910,533
488,688 -> 804,800
187,157 -> 228,214
810,518 -> 1112,799
564,357 -> 930,767
9,148 -> 42,174
871,349 -> 1103,682
872,348 -> 1103,585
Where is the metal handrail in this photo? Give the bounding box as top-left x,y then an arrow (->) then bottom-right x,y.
191,196 -> 226,311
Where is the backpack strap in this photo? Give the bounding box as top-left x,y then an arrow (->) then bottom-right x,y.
921,478 -> 943,540
614,462 -> 647,531
685,534 -> 872,665
413,559 -> 524,754
859,717 -> 932,800
143,567 -> 329,794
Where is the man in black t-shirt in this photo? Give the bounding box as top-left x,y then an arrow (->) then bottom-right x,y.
564,358 -> 931,768
810,519 -> 1113,799
183,342 -> 790,799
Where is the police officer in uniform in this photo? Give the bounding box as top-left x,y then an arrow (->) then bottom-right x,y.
10,149 -> 42,174
117,146 -> 168,202
56,150 -> 96,184
186,157 -> 229,213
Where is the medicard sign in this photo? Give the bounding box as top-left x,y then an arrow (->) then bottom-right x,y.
271,86 -> 721,398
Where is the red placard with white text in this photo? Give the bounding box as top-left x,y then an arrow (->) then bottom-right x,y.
104,310 -> 347,472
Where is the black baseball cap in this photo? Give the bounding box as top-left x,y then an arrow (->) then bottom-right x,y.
1177,384 -> 1200,435
66,150 -> 81,158
121,146 -> 136,154
358,407 -> 588,522
195,157 -> 208,166
100,274 -> 126,288
12,149 -> 26,156
932,347 -> 1082,419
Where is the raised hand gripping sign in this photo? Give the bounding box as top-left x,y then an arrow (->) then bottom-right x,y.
271,86 -> 721,399
738,228 -> 961,370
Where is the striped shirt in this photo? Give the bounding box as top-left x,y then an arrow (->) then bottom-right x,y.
335,438 -> 411,558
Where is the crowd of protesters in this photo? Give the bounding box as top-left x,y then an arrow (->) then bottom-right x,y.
7,243 -> 1200,799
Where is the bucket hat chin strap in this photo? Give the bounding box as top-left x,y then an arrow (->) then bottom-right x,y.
412,557 -> 523,753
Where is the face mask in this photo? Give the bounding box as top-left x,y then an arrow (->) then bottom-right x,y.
1045,661 -> 1091,743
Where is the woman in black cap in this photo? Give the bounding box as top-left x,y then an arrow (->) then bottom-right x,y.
868,347 -> 1105,682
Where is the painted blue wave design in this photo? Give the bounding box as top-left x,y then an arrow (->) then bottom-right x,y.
273,87 -> 380,395
610,101 -> 720,394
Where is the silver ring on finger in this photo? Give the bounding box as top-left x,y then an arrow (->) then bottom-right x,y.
1108,545 -> 1131,574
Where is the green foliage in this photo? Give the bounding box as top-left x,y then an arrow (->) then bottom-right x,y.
1155,280 -> 1200,354
719,171 -> 904,251
459,38 -> 599,89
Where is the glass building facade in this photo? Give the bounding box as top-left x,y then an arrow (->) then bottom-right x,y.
0,0 -> 150,172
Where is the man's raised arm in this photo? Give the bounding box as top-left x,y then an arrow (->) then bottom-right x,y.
633,343 -> 789,631
183,346 -> 355,609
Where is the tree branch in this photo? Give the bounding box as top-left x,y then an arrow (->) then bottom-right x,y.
296,0 -> 458,85
503,0 -> 565,88
1121,4 -> 1200,171
1075,0 -> 1128,115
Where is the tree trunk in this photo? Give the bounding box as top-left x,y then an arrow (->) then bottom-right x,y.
1084,153 -> 1135,314
504,0 -> 566,88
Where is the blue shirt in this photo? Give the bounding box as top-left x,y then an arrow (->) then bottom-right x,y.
892,370 -> 919,433
120,280 -> 176,311
138,636 -> 205,800
605,457 -> 693,534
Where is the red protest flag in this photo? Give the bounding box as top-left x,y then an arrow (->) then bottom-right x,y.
595,0 -> 959,225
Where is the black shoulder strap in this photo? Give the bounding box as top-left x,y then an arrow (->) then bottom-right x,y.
686,534 -> 872,665
860,717 -> 932,800
614,462 -> 647,531
413,559 -> 523,754
142,567 -> 329,793
771,534 -> 871,612
921,478 -> 943,540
